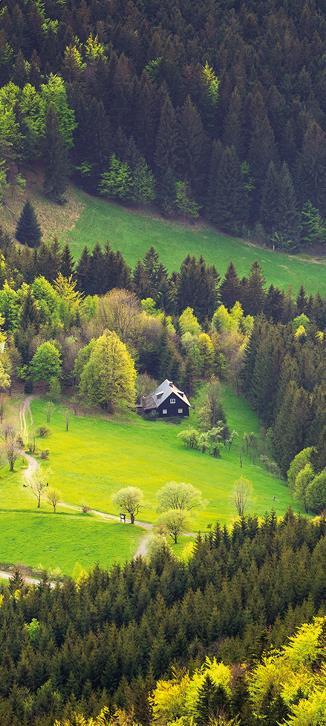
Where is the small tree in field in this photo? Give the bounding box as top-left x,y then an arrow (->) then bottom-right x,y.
157,509 -> 190,544
47,488 -> 60,513
233,477 -> 252,517
157,481 -> 204,512
28,474 -> 48,509
112,486 -> 144,524
3,425 -> 19,472
16,201 -> 42,248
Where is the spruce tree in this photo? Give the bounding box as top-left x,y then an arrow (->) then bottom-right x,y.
220,262 -> 241,309
277,162 -> 301,243
178,96 -> 205,196
60,244 -> 75,277
260,161 -> 280,233
155,94 -> 178,175
243,261 -> 266,315
16,201 -> 42,248
44,103 -> 69,203
206,139 -> 223,220
213,146 -> 245,233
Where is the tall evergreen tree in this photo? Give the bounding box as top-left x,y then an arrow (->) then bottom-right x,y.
60,244 -> 75,277
260,161 -> 280,233
277,162 -> 301,243
155,93 -> 178,175
15,201 -> 41,248
43,103 -> 69,203
212,146 -> 246,233
220,262 -> 241,309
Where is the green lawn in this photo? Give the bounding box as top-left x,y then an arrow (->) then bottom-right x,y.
30,388 -> 301,530
65,191 -> 326,295
0,511 -> 143,577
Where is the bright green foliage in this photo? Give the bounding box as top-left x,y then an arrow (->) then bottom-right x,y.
25,618 -> 40,643
249,617 -> 326,719
151,657 -> 231,722
85,34 -> 106,62
40,74 -> 76,148
157,482 -> 203,512
99,155 -> 132,201
179,307 -> 201,336
294,463 -> 314,508
202,62 -> 220,105
292,313 -> 310,332
0,159 -> 8,202
156,509 -> 190,543
175,180 -> 200,220
79,330 -> 136,411
306,470 -> 326,513
30,341 -> 62,385
112,486 -> 144,524
287,448 -> 314,491
301,201 -> 326,247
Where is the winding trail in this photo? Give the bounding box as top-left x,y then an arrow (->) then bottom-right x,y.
0,397 -> 196,585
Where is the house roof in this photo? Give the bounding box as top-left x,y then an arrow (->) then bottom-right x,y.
143,379 -> 190,410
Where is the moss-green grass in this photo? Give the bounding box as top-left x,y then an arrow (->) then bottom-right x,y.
65,191 -> 326,295
30,388 -> 301,530
0,511 -> 142,577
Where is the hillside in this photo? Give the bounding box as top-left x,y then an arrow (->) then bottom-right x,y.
3,176 -> 325,295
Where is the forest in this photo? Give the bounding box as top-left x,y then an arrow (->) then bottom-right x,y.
0,513 -> 325,724
0,0 -> 325,248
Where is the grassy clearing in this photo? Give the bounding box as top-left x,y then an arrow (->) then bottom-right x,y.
65,190 -> 326,295
0,511 -> 143,577
30,388 -> 301,530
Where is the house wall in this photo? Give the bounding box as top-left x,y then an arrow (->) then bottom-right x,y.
157,395 -> 189,418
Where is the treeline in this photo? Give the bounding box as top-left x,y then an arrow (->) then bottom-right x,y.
242,316 -> 326,475
0,0 -> 325,246
1,226 -> 326,326
0,512 -> 324,724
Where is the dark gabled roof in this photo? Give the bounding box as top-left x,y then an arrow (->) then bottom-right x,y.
142,379 -> 190,410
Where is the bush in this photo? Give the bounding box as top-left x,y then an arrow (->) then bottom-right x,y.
37,426 -> 50,438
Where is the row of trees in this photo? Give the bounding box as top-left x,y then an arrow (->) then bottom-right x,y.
0,512 -> 324,723
0,0 -> 325,244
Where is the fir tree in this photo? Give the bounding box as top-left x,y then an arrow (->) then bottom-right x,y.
212,146 -> 245,233
220,262 -> 241,309
15,201 -> 42,248
277,163 -> 301,243
155,94 -> 178,175
260,161 -> 280,234
61,244 -> 75,277
43,103 -> 69,204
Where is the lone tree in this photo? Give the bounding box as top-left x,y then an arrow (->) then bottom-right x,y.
157,481 -> 204,512
28,473 -> 48,509
112,486 -> 144,524
47,488 -> 60,513
157,509 -> 190,544
3,425 -> 19,472
79,330 -> 136,412
233,476 -> 252,517
15,201 -> 42,248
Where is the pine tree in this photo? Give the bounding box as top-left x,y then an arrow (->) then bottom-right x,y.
60,244 -> 75,277
277,163 -> 301,243
155,94 -> 178,175
76,246 -> 91,293
243,262 -> 266,315
43,103 -> 69,203
299,120 -> 326,214
260,161 -> 280,233
212,146 -> 246,233
220,262 -> 241,309
196,674 -> 229,725
178,96 -> 205,196
206,139 -> 223,220
15,201 -> 42,248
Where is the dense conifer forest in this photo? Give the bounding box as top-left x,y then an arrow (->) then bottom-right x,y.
0,0 -> 325,246
0,2 -> 325,724
0,514 -> 325,724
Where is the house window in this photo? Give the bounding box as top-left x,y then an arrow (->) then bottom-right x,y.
162,409 -> 167,415
170,398 -> 176,404
178,408 -> 183,414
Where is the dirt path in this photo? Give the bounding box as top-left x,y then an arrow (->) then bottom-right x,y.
0,568 -> 57,587
16,397 -> 194,567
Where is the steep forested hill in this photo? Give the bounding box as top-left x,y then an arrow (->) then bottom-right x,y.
0,0 -> 325,247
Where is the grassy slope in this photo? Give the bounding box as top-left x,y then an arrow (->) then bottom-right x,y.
0,511 -> 142,577
66,191 -> 326,295
30,389 -> 301,530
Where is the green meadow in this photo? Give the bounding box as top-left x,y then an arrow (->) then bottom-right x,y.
29,387 -> 300,530
65,191 -> 326,295
0,511 -> 142,577
0,387 -> 302,576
